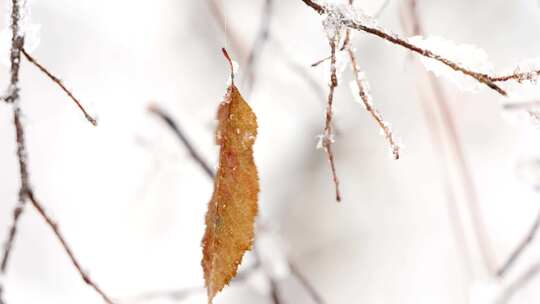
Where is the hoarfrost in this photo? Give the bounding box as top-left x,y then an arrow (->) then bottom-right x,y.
408,35 -> 494,92
0,0 -> 41,67
501,57 -> 540,84
316,133 -> 335,149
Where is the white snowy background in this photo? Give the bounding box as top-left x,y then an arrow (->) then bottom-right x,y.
1,0 -> 540,303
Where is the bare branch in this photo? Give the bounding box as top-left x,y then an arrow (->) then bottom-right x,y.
321,38 -> 342,202
1,107 -> 30,273
497,209 -> 540,278
27,191 -> 115,304
148,105 -> 215,179
20,48 -> 97,126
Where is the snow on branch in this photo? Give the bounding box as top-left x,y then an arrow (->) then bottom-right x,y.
300,0 -> 540,97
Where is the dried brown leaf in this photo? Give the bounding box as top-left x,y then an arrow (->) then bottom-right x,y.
201,80 -> 259,303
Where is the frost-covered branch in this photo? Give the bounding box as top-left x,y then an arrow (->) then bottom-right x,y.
319,36 -> 341,202
346,40 -> 400,160
21,48 -> 97,126
1,0 -> 29,288
3,0 -> 23,103
299,0 -> 540,96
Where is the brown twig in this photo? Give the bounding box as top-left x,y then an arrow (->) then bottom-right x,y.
148,105 -> 215,178
26,191 -> 115,304
346,43 -> 400,160
401,0 -> 496,276
321,37 -> 342,202
0,107 -> 29,274
497,209 -> 540,278
20,48 -> 97,126
343,0 -> 399,160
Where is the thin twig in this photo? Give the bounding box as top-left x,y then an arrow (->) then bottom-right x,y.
343,0 -> 399,159
26,191 -> 115,304
497,260 -> 540,304
148,105 -> 215,178
497,209 -> 540,278
491,70 -> 540,83
20,48 -> 97,126
321,37 -> 341,202
346,45 -> 400,159
244,0 -> 273,94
